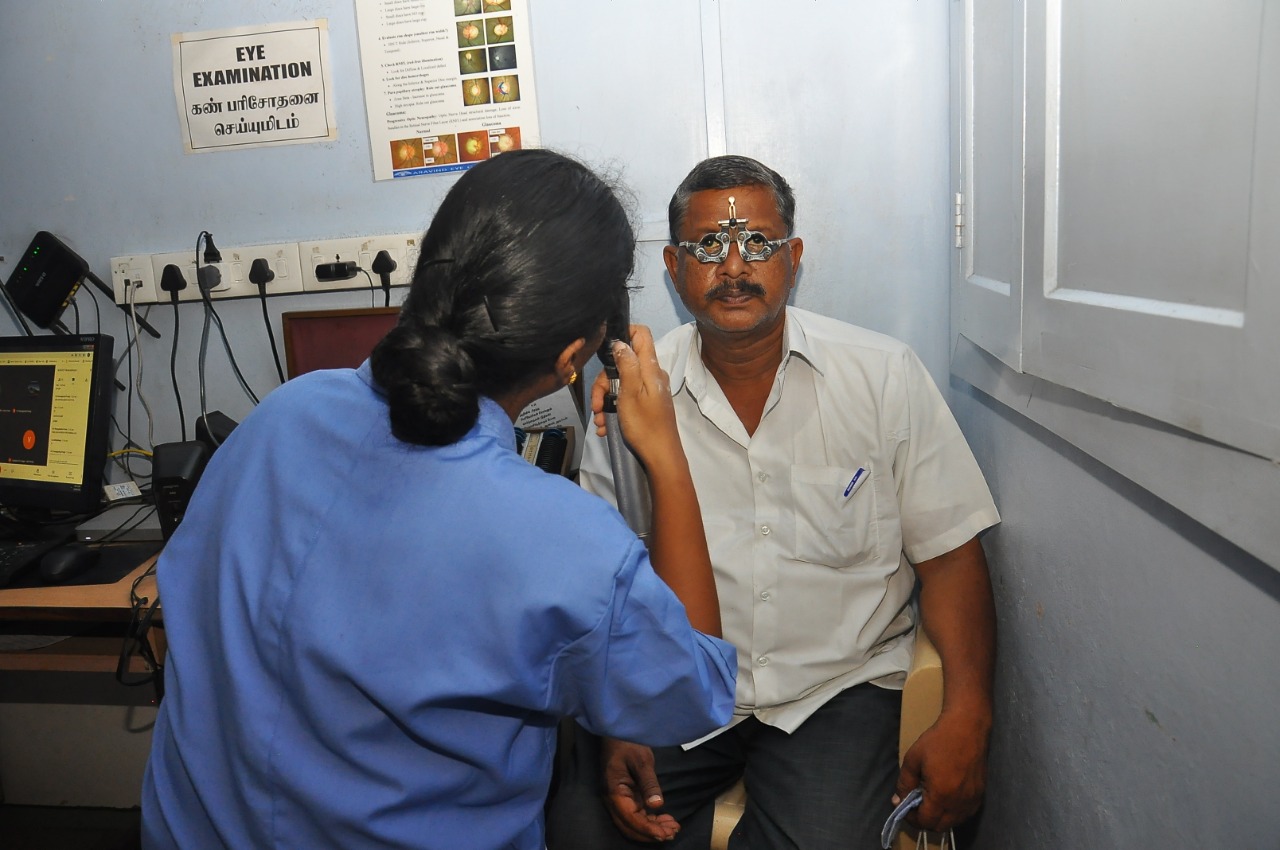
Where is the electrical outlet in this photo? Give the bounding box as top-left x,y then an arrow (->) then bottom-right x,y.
109,255 -> 158,306
112,235 -> 415,304
210,241 -> 306,300
150,250 -> 232,303
298,233 -> 419,293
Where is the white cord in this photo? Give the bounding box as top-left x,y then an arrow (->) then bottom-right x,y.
127,283 -> 156,449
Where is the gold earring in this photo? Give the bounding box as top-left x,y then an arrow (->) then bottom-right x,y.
568,370 -> 578,385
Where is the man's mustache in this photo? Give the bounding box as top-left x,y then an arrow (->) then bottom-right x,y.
704,280 -> 767,301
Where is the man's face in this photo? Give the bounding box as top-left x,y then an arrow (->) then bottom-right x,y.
664,185 -> 803,340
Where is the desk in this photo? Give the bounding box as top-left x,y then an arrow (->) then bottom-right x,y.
0,555 -> 160,674
0,551 -> 163,806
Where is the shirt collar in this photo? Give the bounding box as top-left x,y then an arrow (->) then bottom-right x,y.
476,396 -> 518,451
670,308 -> 826,397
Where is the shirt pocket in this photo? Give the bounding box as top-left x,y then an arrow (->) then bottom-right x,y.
790,463 -> 881,568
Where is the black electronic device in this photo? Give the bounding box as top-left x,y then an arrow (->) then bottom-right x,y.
0,334 -> 115,516
195,411 -> 238,452
596,302 -> 650,538
0,527 -> 76,588
3,231 -> 87,328
2,231 -> 160,338
152,441 -> 210,539
38,541 -> 101,584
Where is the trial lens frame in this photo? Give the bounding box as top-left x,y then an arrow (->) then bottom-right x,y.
677,195 -> 787,263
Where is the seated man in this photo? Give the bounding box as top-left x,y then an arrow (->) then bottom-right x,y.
547,155 -> 1000,849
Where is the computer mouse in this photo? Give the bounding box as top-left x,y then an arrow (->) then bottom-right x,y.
38,542 -> 101,584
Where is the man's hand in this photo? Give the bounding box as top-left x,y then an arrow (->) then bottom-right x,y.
900,536 -> 995,832
600,737 -> 681,842
894,709 -> 990,832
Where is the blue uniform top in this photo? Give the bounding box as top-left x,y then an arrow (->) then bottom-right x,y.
142,363 -> 736,850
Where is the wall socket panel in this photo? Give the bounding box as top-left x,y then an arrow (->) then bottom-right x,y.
148,242 -> 306,304
110,254 -> 159,306
298,233 -> 419,293
111,235 -> 417,305
220,241 -> 306,299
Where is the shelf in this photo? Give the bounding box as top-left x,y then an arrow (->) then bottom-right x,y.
0,635 -> 153,674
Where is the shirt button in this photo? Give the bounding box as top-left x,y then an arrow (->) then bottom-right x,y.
756,471 -> 768,483
757,656 -> 769,666
760,591 -> 771,601
761,525 -> 771,535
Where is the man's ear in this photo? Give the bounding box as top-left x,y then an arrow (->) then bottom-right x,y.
786,237 -> 804,292
788,236 -> 804,267
664,245 -> 690,301
663,245 -> 681,283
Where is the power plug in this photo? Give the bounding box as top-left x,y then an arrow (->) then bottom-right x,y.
202,233 -> 222,264
249,258 -> 275,287
315,260 -> 359,281
196,264 -> 222,291
371,249 -> 397,285
160,263 -> 188,296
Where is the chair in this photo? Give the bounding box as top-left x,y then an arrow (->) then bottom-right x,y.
709,628 -> 946,850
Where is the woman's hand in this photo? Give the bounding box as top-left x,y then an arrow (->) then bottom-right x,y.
591,325 -> 680,474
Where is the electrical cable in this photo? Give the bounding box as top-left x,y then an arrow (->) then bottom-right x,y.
196,231 -> 260,405
259,295 -> 285,382
72,283 -> 129,392
117,562 -> 164,703
109,445 -> 152,483
207,300 -> 260,404
250,258 -> 286,384
112,307 -> 145,478
127,283 -> 156,449
79,279 -> 104,332
95,501 -> 154,545
195,231 -> 215,425
108,447 -> 153,461
198,293 -> 212,429
169,296 -> 186,440
108,447 -> 153,482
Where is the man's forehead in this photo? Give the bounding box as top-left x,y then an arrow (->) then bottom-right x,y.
686,185 -> 781,227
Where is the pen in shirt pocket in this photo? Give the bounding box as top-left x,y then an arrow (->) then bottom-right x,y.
843,467 -> 868,498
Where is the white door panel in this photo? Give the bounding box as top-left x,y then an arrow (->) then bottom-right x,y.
956,0 -> 1026,371
957,0 -> 1280,461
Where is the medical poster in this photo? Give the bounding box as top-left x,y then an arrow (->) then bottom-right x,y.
354,0 -> 540,181
172,20 -> 337,153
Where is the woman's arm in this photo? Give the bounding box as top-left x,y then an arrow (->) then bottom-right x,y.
592,327 -> 721,637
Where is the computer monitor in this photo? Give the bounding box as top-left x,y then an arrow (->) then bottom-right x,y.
0,334 -> 115,516
281,307 -> 399,379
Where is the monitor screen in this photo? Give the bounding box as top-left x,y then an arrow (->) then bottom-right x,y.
281,307 -> 399,379
0,334 -> 115,516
